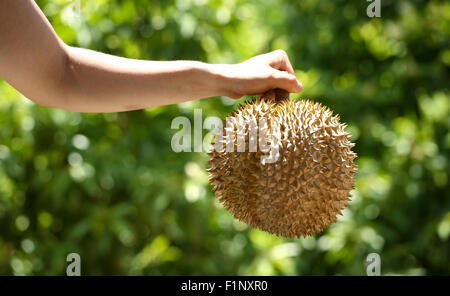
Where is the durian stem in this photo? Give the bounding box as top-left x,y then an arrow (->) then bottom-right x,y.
274,88 -> 290,102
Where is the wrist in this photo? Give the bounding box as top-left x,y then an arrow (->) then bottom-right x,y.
203,63 -> 235,98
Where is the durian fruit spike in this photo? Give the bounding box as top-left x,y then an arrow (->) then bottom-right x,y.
207,89 -> 357,238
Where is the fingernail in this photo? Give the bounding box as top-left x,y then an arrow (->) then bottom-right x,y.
297,81 -> 303,91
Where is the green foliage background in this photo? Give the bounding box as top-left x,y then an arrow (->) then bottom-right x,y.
0,0 -> 449,275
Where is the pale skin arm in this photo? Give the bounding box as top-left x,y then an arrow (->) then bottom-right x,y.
0,0 -> 302,113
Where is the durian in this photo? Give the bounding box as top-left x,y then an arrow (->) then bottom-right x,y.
207,89 -> 357,238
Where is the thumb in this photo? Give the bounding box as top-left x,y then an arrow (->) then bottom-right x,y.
270,70 -> 303,93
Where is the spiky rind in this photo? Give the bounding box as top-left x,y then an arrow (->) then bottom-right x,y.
208,98 -> 357,238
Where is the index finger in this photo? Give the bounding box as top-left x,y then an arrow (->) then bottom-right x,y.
268,49 -> 295,75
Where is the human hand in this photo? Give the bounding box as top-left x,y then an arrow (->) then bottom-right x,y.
219,50 -> 302,99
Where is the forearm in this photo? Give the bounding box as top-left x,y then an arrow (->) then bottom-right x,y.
61,45 -> 227,112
